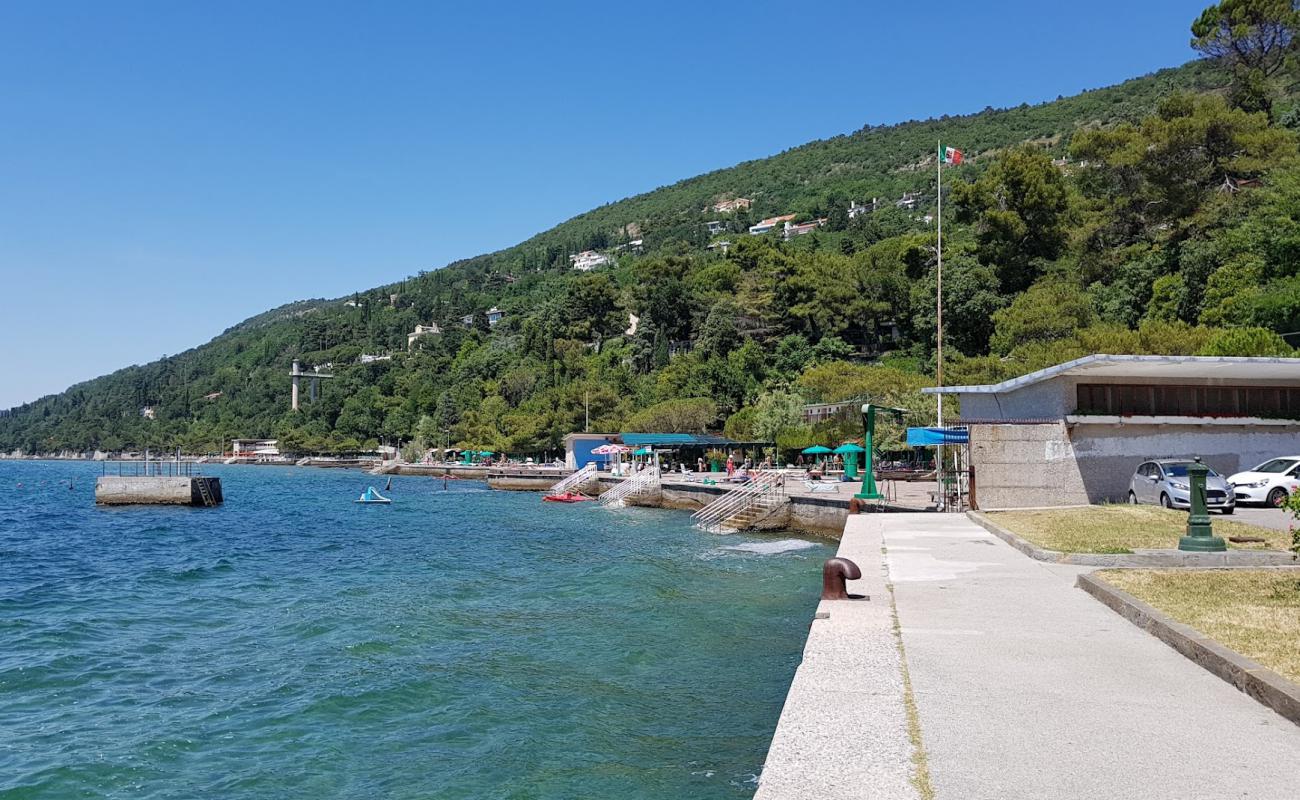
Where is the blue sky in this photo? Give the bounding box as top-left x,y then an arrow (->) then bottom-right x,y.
0,0 -> 1206,408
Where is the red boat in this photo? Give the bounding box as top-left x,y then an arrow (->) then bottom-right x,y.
543,491 -> 593,503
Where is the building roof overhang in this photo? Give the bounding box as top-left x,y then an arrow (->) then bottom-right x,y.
923,354 -> 1300,395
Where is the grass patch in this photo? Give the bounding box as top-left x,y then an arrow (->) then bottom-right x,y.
985,505 -> 1288,554
1097,569 -> 1300,684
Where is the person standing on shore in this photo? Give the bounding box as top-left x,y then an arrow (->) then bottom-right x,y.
725,454 -> 735,478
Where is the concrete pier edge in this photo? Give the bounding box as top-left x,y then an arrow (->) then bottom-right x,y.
753,516 -> 925,800
1076,571 -> 1300,726
967,510 -> 1296,567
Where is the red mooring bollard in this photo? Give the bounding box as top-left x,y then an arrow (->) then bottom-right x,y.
821,557 -> 862,600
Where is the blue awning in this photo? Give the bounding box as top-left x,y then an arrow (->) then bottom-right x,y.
906,427 -> 969,447
618,433 -> 734,448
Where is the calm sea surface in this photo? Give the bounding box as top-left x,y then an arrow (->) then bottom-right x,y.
0,461 -> 830,799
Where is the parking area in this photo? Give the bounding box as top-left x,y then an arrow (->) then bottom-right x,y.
1226,504 -> 1295,533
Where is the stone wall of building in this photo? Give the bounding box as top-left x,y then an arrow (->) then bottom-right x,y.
971,421 -> 1300,508
970,423 -> 1090,509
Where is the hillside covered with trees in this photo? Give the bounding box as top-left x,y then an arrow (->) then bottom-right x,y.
7,2 -> 1300,457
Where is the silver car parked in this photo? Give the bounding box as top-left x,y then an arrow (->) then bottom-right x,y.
1128,460 -> 1236,514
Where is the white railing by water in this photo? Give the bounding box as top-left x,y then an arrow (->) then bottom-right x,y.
692,470 -> 787,533
598,467 -> 661,507
547,462 -> 598,497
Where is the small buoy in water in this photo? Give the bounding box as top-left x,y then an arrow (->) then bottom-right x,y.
385,476 -> 393,492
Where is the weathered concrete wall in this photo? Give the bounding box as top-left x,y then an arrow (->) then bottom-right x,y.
961,374 -> 1300,421
970,423 -> 1090,508
486,474 -> 566,491
95,476 -> 223,506
970,421 -> 1300,508
961,379 -> 1070,420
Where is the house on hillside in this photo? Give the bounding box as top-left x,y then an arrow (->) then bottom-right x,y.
407,323 -> 441,350
707,240 -> 732,254
926,354 -> 1300,509
712,197 -> 752,213
570,251 -> 612,271
783,218 -> 827,240
706,220 -> 726,235
748,214 -> 797,235
460,313 -> 474,327
359,353 -> 393,364
848,199 -> 879,219
896,191 -> 923,210
486,307 -> 505,326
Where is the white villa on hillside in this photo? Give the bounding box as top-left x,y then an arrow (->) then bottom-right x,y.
407,323 -> 441,349
749,214 -> 796,235
848,199 -> 878,219
570,251 -> 612,271
486,307 -> 505,326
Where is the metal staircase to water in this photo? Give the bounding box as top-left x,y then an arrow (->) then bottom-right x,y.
196,477 -> 218,507
547,462 -> 598,496
691,470 -> 788,533
598,467 -> 661,507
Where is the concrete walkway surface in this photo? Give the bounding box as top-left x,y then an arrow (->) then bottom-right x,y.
881,513 -> 1300,800
754,518 -> 920,800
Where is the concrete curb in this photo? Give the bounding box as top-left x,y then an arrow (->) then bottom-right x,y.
967,511 -> 1297,567
1077,572 -> 1300,726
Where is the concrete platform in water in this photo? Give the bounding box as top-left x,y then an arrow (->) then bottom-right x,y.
94,462 -> 223,506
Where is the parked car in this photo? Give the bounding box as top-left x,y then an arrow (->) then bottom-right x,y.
1128,460 -> 1235,514
1227,456 -> 1300,507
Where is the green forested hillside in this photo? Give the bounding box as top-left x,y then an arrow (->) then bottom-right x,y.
9,13 -> 1300,457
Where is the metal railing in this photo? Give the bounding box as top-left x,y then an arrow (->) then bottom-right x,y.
101,460 -> 202,477
692,470 -> 786,533
546,463 -> 598,496
598,467 -> 661,507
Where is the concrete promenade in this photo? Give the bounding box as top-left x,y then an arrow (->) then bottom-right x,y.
754,517 -> 921,800
882,513 -> 1300,800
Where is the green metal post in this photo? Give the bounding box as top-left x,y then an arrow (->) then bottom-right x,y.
1178,457 -> 1226,552
855,404 -> 883,501
844,451 -> 859,480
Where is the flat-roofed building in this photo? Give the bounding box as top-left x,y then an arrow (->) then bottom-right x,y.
926,354 -> 1300,508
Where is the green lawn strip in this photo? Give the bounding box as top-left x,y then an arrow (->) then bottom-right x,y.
1096,569 -> 1300,685
986,506 -> 1288,554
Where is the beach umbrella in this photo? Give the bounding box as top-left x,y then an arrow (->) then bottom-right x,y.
801,445 -> 832,455
832,443 -> 865,454
591,444 -> 630,455
478,450 -> 495,456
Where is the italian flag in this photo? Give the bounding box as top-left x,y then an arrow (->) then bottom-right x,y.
940,145 -> 963,165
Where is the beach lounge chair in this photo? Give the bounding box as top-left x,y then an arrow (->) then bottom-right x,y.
803,480 -> 839,493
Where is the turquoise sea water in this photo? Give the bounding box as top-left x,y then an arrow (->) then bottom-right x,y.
0,461 -> 830,799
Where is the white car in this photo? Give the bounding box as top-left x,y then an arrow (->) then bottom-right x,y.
1228,456 -> 1300,507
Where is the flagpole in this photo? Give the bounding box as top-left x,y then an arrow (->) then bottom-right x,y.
936,139 -> 943,427
936,139 -> 945,508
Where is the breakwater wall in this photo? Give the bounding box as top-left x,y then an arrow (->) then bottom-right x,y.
622,479 -> 851,538
484,470 -> 854,538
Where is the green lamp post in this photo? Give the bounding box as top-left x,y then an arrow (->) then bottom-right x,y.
854,404 -> 905,501
1178,457 -> 1227,552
